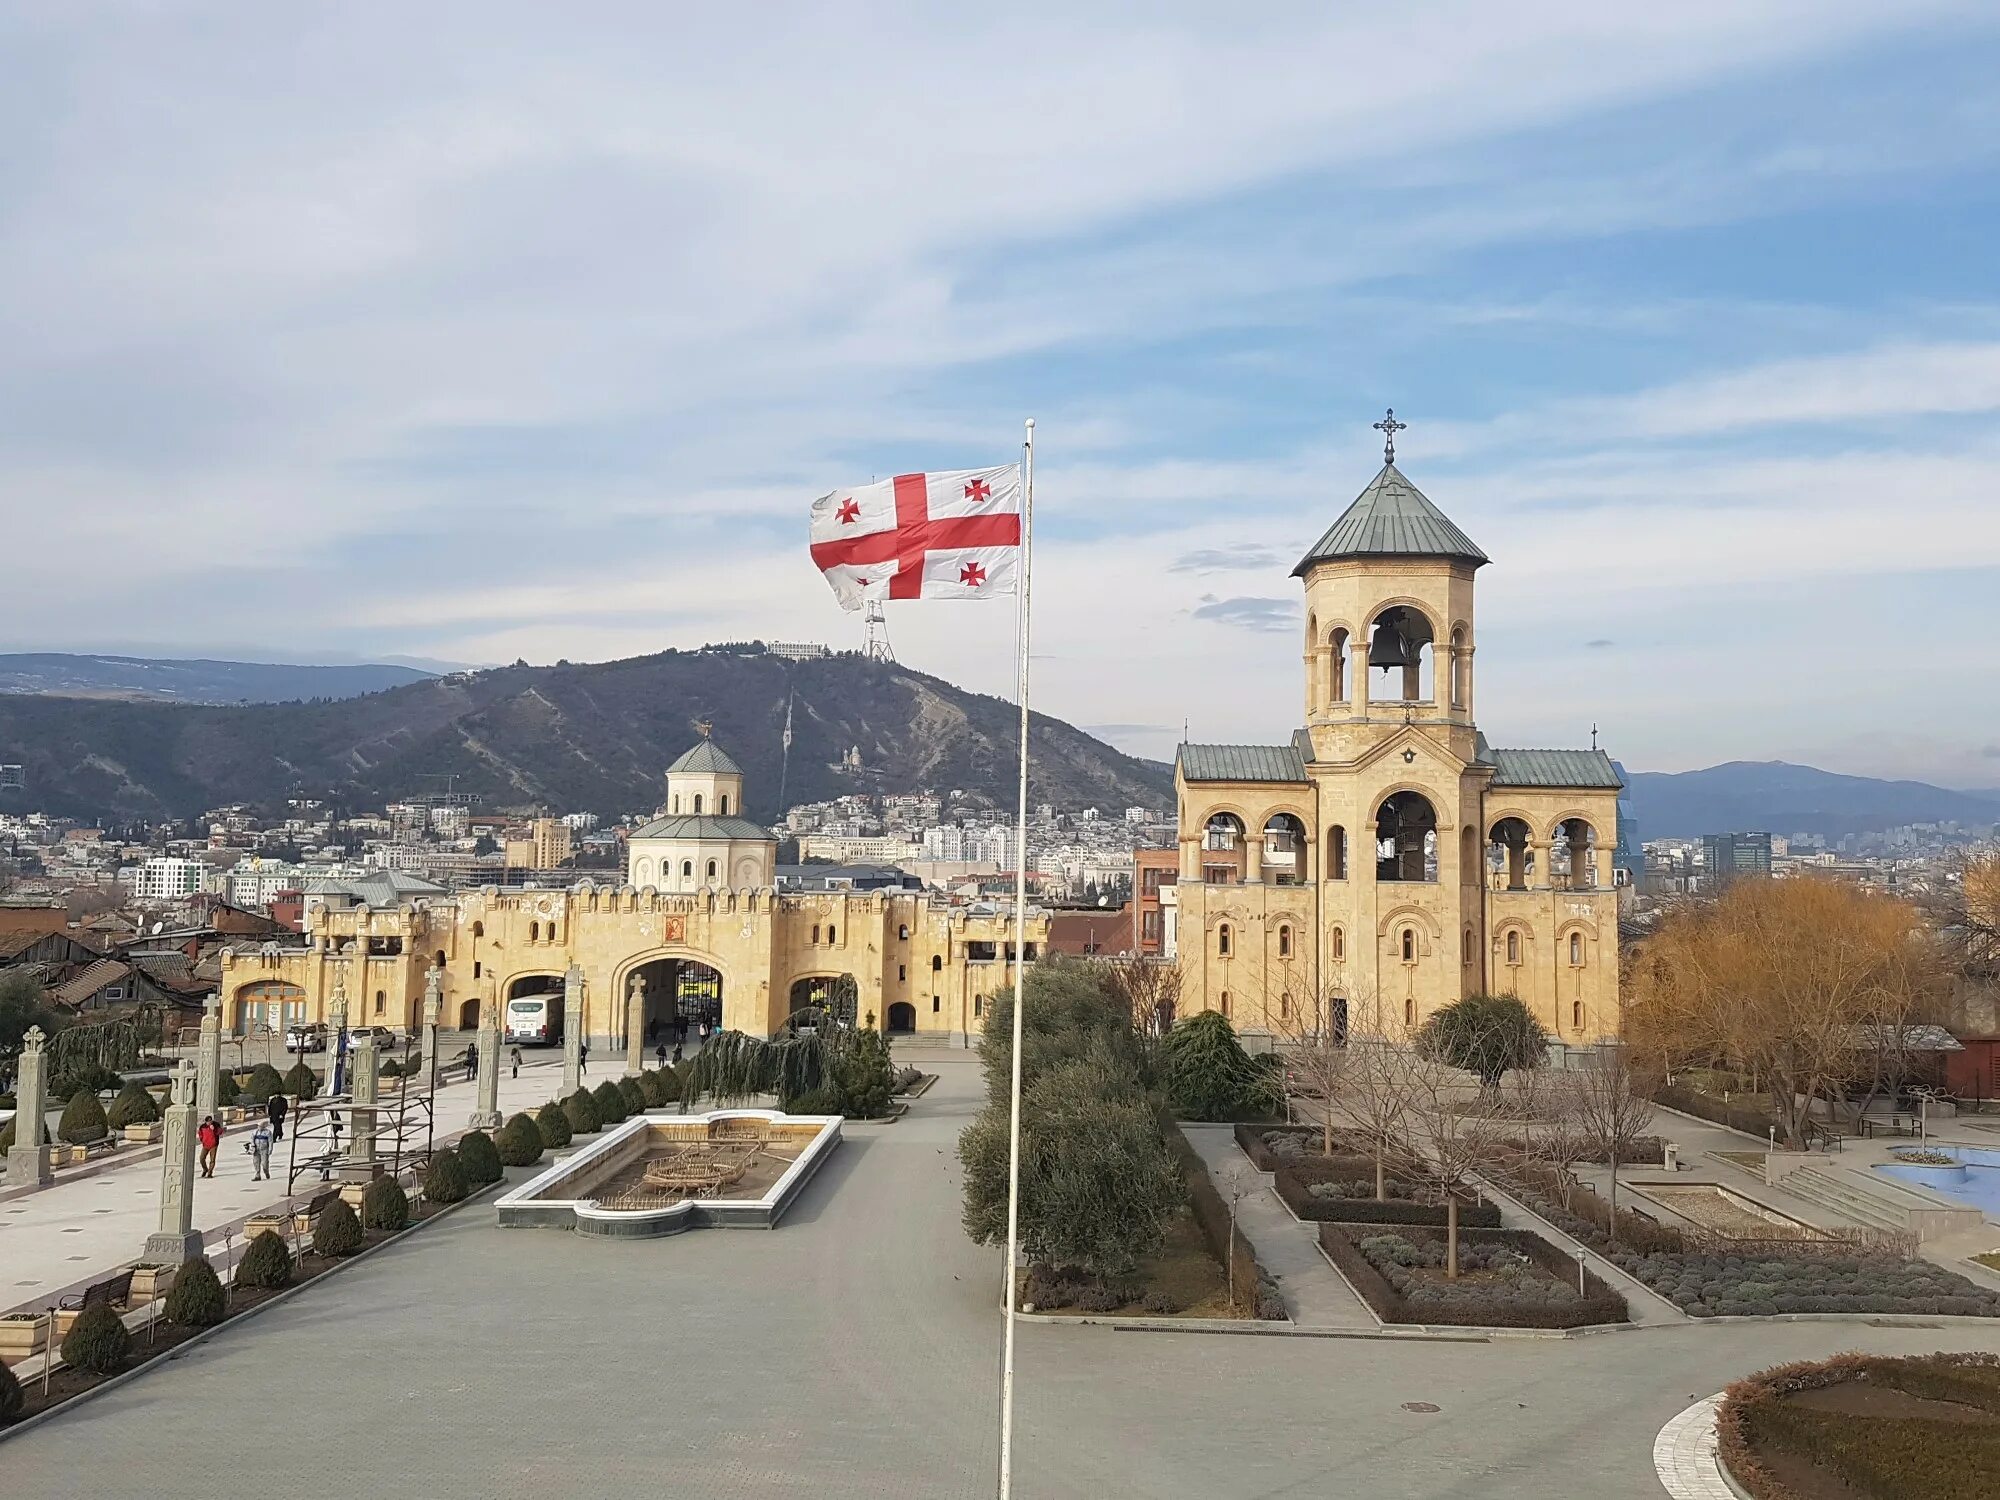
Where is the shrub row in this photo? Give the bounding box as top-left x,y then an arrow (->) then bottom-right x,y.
1653,1082 -> 1776,1139
1485,1133 -> 1667,1166
1273,1167 -> 1502,1228
1717,1351 -> 2000,1500
1496,1157 -> 1691,1256
1319,1222 -> 1628,1329
1608,1248 -> 2000,1319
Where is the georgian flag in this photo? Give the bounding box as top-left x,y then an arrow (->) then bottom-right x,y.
809,465 -> 1021,611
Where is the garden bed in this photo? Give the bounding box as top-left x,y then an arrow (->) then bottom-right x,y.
1272,1164 -> 1500,1228
1319,1223 -> 1628,1329
1608,1248 -> 2000,1318
1716,1351 -> 2000,1499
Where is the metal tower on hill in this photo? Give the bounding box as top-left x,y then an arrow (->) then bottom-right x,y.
862,599 -> 896,662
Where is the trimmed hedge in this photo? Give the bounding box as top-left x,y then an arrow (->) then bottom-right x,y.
1163,1118 -> 1286,1321
1273,1167 -> 1502,1228
591,1079 -> 628,1125
496,1112 -> 544,1167
313,1197 -> 363,1257
164,1258 -> 226,1328
1320,1222 -> 1629,1329
362,1176 -> 411,1231
1609,1247 -> 2000,1319
282,1061 -> 320,1101
423,1147 -> 471,1205
1717,1351 -> 2000,1500
616,1076 -> 646,1115
653,1064 -> 682,1103
563,1088 -> 602,1135
636,1070 -> 667,1108
236,1229 -> 294,1290
457,1129 -> 503,1186
1654,1082 -> 1775,1139
106,1080 -> 161,1129
60,1301 -> 131,1374
57,1089 -> 109,1145
214,1069 -> 240,1106
536,1101 -> 573,1149
240,1063 -> 286,1105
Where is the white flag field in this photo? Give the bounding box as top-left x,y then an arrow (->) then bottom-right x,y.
808,464 -> 1022,611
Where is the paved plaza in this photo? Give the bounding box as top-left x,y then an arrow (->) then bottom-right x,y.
7,1056 -> 2000,1498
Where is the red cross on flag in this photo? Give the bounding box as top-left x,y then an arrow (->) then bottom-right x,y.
809,465 -> 1021,611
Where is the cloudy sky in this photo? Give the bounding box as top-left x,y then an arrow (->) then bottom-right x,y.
5,3 -> 2000,785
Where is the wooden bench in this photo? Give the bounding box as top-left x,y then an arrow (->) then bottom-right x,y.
290,1187 -> 342,1239
58,1268 -> 135,1313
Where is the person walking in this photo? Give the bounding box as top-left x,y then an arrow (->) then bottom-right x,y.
266,1090 -> 288,1143
579,1039 -> 590,1076
655,1042 -> 668,1069
671,1041 -> 683,1066
698,1020 -> 711,1046
197,1114 -> 221,1178
676,1015 -> 688,1045
510,1044 -> 522,1080
249,1119 -> 274,1181
463,1041 -> 478,1084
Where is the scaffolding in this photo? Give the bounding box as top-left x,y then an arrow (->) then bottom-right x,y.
283,1039 -> 439,1196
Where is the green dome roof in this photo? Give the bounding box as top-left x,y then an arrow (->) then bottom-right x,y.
666,740 -> 744,776
1293,463 -> 1488,574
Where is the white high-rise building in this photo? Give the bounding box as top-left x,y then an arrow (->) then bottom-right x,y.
132,856 -> 208,901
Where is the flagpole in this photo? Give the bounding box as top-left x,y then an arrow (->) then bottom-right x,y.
997,416 -> 1034,1500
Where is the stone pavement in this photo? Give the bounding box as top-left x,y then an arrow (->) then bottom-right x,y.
1181,1122 -> 1375,1328
11,1055 -> 2000,1499
1,1053 -> 586,1315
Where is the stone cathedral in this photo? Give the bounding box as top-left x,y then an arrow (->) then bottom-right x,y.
1174,425 -> 1621,1042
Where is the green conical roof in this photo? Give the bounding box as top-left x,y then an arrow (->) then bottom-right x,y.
1292,463 -> 1488,575
666,740 -> 743,775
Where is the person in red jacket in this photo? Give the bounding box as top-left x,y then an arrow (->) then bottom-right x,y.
197,1114 -> 222,1178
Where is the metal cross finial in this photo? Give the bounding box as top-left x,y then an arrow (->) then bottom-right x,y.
1373,407 -> 1407,464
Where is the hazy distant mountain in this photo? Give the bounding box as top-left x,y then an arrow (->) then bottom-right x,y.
0,653 -> 434,704
0,647 -> 1171,821
1622,760 -> 2000,841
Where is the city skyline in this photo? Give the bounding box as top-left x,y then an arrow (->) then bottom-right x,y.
5,5 -> 2000,783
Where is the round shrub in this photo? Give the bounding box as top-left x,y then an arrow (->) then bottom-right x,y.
591,1079 -> 628,1125
636,1070 -> 667,1108
1073,1284 -> 1123,1313
653,1064 -> 681,1103
0,1356 -> 21,1422
240,1063 -> 286,1104
616,1076 -> 646,1114
57,1088 -> 109,1145
562,1088 -> 601,1135
0,1115 -> 50,1152
536,1101 -> 572,1149
402,1051 -> 423,1078
105,1080 -> 161,1130
1140,1287 -> 1186,1315
378,1058 -> 401,1079
313,1196 -> 363,1257
782,1086 -> 841,1115
60,1301 -> 131,1374
214,1069 -> 240,1106
361,1176 -> 410,1231
235,1229 -> 294,1290
282,1061 -> 320,1101
422,1147 -> 470,1205
496,1112 -> 544,1168
457,1129 -> 503,1186
163,1257 -> 226,1328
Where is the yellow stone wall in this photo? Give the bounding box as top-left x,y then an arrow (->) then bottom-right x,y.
217,882 -> 1042,1044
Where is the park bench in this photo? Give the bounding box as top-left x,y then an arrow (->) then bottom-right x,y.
58,1268 -> 135,1314
290,1187 -> 342,1239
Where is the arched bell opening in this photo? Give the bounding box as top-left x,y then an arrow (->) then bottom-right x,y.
1366,606 -> 1435,706
1375,791 -> 1438,883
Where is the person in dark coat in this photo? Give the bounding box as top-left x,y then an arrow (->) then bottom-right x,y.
266,1091 -> 288,1143
463,1041 -> 478,1082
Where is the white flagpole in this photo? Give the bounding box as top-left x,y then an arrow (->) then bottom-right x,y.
997,416 -> 1034,1499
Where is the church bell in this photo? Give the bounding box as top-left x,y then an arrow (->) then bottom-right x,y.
1368,617 -> 1420,670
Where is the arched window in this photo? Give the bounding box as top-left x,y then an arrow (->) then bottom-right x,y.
1202,812 -> 1247,883
1404,996 -> 1415,1027
529,921 -> 540,942
1332,927 -> 1345,961
1263,814 -> 1308,884
812,924 -> 821,943
1220,990 -> 1232,1018
1450,625 -> 1470,710
1217,922 -> 1232,957
1463,928 -> 1474,964
973,996 -> 982,1017
1488,818 -> 1533,891
1572,1000 -> 1583,1030
720,794 -> 730,815
1557,818 -> 1599,890
672,796 -> 680,813
1376,791 -> 1438,883
374,989 -> 385,1015
471,922 -> 484,939
1279,993 -> 1291,1021
706,859 -> 718,880
1506,930 -> 1520,965
931,955 -> 942,972
693,794 -> 704,814
1569,932 -> 1583,966
1401,929 -> 1416,963
1327,825 -> 1348,881
827,924 -> 837,944
1277,924 -> 1292,958
899,924 -> 910,940
1366,604 -> 1435,704
1306,612 -> 1318,708
1329,627 -> 1349,703
681,860 -> 694,878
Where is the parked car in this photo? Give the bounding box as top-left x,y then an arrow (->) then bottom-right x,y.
285,1023 -> 327,1054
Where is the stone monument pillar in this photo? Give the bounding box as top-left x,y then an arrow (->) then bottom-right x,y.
421,966 -> 442,1092
144,1060 -> 204,1266
625,973 -> 646,1076
5,1024 -> 52,1188
562,963 -> 584,1097
195,992 -> 222,1121
470,987 -> 502,1130
347,1029 -> 379,1172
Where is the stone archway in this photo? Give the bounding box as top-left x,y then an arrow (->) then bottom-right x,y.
624,954 -> 725,1047
886,1001 -> 918,1034
788,974 -> 858,1029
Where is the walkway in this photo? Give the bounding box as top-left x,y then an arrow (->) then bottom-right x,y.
1180,1123 -> 1375,1329
1,1053 -> 592,1316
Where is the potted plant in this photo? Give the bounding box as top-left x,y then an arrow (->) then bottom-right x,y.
0,1311 -> 50,1363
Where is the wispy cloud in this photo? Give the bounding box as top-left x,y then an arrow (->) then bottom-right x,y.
1190,596 -> 1300,633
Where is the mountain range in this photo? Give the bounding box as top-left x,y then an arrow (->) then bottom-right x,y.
1618,761 -> 2000,842
0,653 -> 434,704
0,648 -> 1170,822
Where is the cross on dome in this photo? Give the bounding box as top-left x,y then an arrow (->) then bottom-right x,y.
1372,407 -> 1407,464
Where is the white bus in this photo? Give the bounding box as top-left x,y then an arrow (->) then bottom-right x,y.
505,990 -> 565,1046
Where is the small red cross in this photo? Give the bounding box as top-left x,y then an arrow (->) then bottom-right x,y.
959,561 -> 987,587
836,498 -> 861,524
964,477 -> 992,503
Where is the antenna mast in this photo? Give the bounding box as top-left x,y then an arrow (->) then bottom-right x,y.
862,599 -> 896,662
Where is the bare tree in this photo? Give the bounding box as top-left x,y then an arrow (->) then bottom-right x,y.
1335,989 -> 1421,1203
1106,956 -> 1182,1038
1522,1070 -> 1596,1211
1402,1047 -> 1506,1279
1569,1047 -> 1657,1244
1268,978 -> 1348,1155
